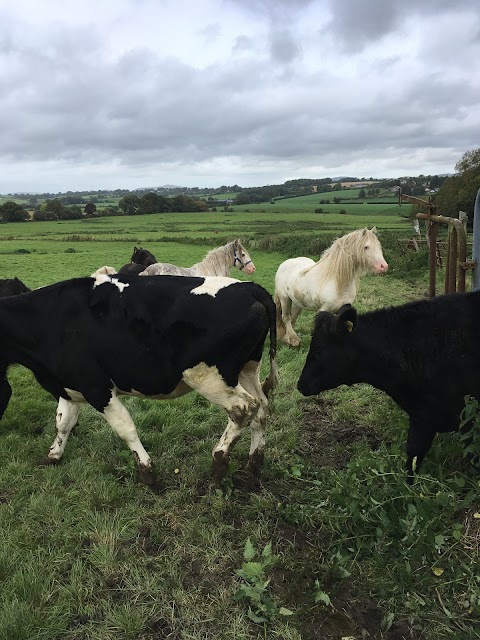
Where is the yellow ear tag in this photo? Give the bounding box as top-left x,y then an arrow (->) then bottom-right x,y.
345,321 -> 353,332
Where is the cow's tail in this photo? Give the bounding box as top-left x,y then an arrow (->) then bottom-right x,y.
274,291 -> 286,340
260,292 -> 278,398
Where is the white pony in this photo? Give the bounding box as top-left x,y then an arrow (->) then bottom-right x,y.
274,227 -> 388,347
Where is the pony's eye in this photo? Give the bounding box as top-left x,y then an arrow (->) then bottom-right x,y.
364,245 -> 369,251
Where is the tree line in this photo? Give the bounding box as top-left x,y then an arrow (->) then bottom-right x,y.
0,192 -> 209,222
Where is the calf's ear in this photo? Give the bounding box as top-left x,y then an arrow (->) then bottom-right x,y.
336,304 -> 357,335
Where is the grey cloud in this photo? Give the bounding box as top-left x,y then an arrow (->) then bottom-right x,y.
0,1 -> 479,190
324,0 -> 480,52
269,29 -> 301,63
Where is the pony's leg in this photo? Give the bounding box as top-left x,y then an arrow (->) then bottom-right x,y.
182,363 -> 260,482
276,293 -> 300,346
47,397 -> 81,463
290,304 -> 302,328
280,297 -> 301,347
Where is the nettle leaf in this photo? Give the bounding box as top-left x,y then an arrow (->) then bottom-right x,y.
279,607 -> 294,616
243,538 -> 256,561
262,541 -> 273,559
434,534 -> 445,548
315,591 -> 331,606
236,562 -> 264,583
247,608 -> 268,624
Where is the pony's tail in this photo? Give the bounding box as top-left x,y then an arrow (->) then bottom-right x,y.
274,292 -> 286,341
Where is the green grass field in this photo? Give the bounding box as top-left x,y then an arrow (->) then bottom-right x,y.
0,211 -> 477,640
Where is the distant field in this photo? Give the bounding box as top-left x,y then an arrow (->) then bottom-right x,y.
0,207 -> 412,288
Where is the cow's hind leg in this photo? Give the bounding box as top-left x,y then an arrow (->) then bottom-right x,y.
102,395 -> 155,485
47,397 -> 81,463
238,361 -> 268,479
182,363 -> 260,483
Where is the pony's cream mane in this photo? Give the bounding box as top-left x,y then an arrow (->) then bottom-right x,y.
304,228 -> 380,292
194,240 -> 239,277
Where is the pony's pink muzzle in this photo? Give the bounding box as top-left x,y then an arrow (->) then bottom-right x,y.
244,263 -> 256,274
374,261 -> 388,274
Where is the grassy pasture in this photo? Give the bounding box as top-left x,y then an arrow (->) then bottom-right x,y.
0,211 -> 478,640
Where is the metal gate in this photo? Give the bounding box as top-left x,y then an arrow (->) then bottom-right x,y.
399,193 -> 475,297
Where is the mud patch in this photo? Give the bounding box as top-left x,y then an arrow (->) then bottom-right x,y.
269,524 -> 419,640
298,400 -> 381,469
138,617 -> 180,640
270,573 -> 418,640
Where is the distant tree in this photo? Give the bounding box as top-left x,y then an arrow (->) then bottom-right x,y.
118,195 -> 140,215
455,148 -> 480,174
84,202 -> 97,215
34,198 -> 66,221
435,148 -> 480,218
0,200 -> 28,222
138,192 -> 163,214
60,205 -> 83,220
358,189 -> 366,199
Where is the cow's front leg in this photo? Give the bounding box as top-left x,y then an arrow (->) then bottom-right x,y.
102,395 -> 155,485
406,423 -> 435,484
47,397 -> 81,463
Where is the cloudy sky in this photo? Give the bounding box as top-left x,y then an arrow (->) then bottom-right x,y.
1,0 -> 479,193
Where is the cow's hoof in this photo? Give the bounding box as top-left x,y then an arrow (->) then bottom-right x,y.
137,464 -> 157,487
245,450 -> 264,477
38,456 -> 60,466
212,450 -> 229,483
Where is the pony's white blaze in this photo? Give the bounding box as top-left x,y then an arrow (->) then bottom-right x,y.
191,276 -> 239,297
274,227 -> 388,347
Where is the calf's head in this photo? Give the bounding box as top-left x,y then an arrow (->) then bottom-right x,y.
297,305 -> 358,397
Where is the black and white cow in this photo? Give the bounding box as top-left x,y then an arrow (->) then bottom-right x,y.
0,277 -> 31,297
297,293 -> 480,482
0,274 -> 277,484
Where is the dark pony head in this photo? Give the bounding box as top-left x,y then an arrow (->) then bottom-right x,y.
130,246 -> 157,267
0,277 -> 31,297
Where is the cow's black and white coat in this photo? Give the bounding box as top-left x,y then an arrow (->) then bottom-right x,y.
0,274 -> 277,483
297,293 -> 480,482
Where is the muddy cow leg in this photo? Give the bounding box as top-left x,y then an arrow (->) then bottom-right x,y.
238,361 -> 268,478
182,363 -> 260,483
